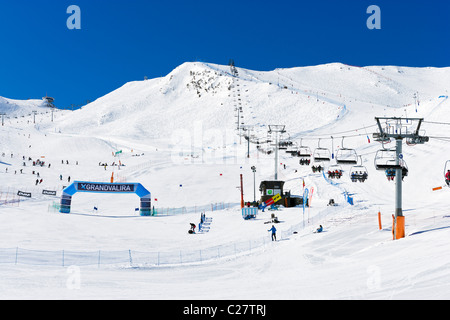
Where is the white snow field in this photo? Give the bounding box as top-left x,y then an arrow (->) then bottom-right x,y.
0,62 -> 450,300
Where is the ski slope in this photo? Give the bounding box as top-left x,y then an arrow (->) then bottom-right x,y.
0,62 -> 450,299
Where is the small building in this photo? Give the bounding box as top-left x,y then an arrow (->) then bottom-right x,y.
259,180 -> 284,205
259,180 -> 306,208
42,96 -> 55,108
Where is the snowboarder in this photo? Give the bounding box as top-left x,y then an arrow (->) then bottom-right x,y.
316,225 -> 323,233
268,225 -> 277,241
189,223 -> 196,234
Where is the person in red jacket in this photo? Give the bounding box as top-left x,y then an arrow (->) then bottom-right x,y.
445,170 -> 450,186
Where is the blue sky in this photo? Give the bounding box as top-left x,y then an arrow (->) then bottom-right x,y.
0,0 -> 448,108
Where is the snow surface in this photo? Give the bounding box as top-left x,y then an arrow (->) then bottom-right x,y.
0,62 -> 450,300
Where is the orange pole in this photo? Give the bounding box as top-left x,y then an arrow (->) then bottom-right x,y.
111,172 -> 114,183
378,211 -> 382,230
240,174 -> 244,209
395,216 -> 405,240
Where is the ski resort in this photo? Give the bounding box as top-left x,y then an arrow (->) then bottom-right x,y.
1,60 -> 450,299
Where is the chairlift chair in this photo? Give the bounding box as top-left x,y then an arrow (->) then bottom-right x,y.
285,142 -> 299,155
350,156 -> 369,182
374,148 -> 402,171
444,160 -> 450,186
297,139 -> 312,158
335,138 -> 358,165
384,160 -> 408,181
327,163 -> 343,179
313,139 -> 331,162
298,146 -> 312,158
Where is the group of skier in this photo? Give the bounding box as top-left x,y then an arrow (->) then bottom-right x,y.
327,169 -> 343,179
1,151 -> 78,187
351,171 -> 368,182
385,167 -> 408,181
299,158 -> 311,166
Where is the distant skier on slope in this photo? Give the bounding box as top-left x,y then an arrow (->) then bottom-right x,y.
188,223 -> 196,234
268,225 -> 277,241
315,225 -> 323,233
445,170 -> 450,186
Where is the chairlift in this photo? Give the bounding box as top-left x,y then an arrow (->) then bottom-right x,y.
278,140 -> 292,150
311,162 -> 324,173
298,146 -> 312,158
313,139 -> 331,162
285,142 -> 299,155
335,138 -> 358,165
384,161 -> 408,181
406,129 -> 427,146
297,139 -> 312,158
374,148 -> 402,170
375,148 -> 408,180
350,156 -> 368,182
373,125 -> 392,143
444,160 -> 450,186
326,163 -> 343,179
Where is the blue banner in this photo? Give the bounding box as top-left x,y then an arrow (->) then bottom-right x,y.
77,182 -> 135,193
302,188 -> 309,215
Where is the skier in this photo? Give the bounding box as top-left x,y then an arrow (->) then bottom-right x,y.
68,176 -> 71,183
59,174 -> 63,181
316,225 -> 323,233
445,170 -> 450,186
268,225 -> 277,241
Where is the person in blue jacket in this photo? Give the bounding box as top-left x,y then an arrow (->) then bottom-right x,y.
268,225 -> 277,241
316,225 -> 323,233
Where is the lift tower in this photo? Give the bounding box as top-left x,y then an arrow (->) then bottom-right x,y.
268,125 -> 286,180
373,117 -> 429,239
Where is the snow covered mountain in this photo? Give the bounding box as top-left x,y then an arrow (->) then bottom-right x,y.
42,62 -> 450,142
0,96 -> 49,117
1,61 -> 450,299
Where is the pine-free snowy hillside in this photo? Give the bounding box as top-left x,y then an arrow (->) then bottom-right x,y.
1,61 -> 450,300
0,96 -> 49,118
42,62 -> 450,158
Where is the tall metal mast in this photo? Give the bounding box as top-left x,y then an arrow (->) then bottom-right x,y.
268,125 -> 286,180
373,117 -> 429,239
